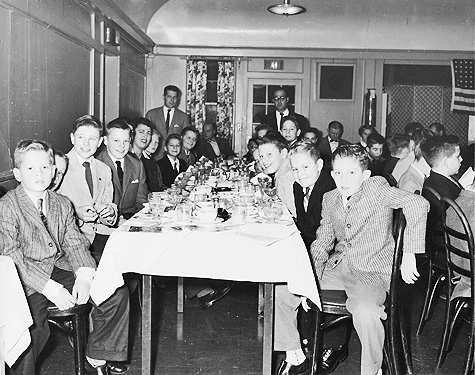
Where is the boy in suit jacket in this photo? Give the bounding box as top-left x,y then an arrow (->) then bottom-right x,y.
274,144 -> 429,375
366,133 -> 385,177
318,121 -> 350,168
1,140 -> 129,375
58,115 -> 118,265
257,132 -> 296,217
157,134 -> 188,188
145,85 -> 191,160
97,118 -> 149,223
421,135 -> 463,226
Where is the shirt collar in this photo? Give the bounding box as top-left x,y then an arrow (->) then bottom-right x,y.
328,136 -> 338,143
24,187 -> 47,209
277,109 -> 289,118
410,164 -> 426,179
163,107 -> 175,117
107,151 -> 124,167
73,150 -> 93,165
167,154 -> 178,164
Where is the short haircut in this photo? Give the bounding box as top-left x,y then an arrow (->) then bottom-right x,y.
203,121 -> 217,132
289,140 -> 321,163
257,132 -> 288,151
358,124 -> 373,136
404,122 -> 423,136
332,144 -> 369,170
53,148 -> 69,165
254,123 -> 274,137
429,122 -> 446,136
420,135 -> 460,168
273,87 -> 287,97
303,127 -> 319,138
181,126 -> 198,137
280,115 -> 301,130
72,115 -> 103,136
14,140 -> 54,169
328,121 -> 343,131
386,134 -> 411,156
165,133 -> 182,145
133,117 -> 153,131
247,138 -> 259,147
367,133 -> 386,148
163,85 -> 180,96
105,118 -> 132,136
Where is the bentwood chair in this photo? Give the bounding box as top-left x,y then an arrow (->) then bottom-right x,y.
417,186 -> 447,335
437,197 -> 474,374
310,209 -> 412,375
47,303 -> 91,375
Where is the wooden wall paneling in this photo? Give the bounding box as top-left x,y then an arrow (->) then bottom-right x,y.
0,6 -> 12,176
119,65 -> 145,119
45,29 -> 90,151
94,50 -> 103,120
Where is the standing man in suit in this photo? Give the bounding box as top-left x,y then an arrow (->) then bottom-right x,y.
260,88 -> 309,133
146,85 -> 191,160
97,118 -> 149,224
318,121 -> 351,168
195,121 -> 236,161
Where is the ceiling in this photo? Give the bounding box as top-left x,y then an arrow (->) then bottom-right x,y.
115,0 -> 475,52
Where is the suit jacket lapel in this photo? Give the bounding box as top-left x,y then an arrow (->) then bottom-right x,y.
68,151 -> 95,202
100,151 -> 122,203
122,155 -> 135,198
16,186 -> 45,231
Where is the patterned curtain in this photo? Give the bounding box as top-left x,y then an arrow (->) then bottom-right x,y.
186,60 -> 207,132
216,61 -> 235,143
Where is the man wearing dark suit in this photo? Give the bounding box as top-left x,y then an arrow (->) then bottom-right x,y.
260,88 -> 309,133
145,85 -> 191,160
157,134 -> 188,188
96,118 -> 149,222
195,122 -> 236,161
318,121 -> 351,168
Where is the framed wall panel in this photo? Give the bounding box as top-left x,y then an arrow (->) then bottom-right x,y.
317,64 -> 355,101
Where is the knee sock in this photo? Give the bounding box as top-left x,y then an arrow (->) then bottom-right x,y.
87,356 -> 106,367
285,349 -> 306,365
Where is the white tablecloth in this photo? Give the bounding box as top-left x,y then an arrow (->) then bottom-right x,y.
90,221 -> 320,309
0,256 -> 32,367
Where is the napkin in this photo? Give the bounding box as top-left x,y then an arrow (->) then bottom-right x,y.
459,166 -> 474,189
236,223 -> 296,246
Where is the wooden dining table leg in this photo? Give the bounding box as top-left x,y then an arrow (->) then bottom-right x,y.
263,283 -> 274,375
142,275 -> 152,375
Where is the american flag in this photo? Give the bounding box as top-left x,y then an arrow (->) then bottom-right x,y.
451,59 -> 475,115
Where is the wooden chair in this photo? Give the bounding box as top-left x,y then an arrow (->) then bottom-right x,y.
416,186 -> 447,335
383,173 -> 398,188
437,196 -> 474,374
310,209 -> 412,375
47,303 -> 91,375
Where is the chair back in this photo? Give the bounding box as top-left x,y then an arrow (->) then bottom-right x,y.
384,173 -> 398,187
388,209 -> 406,315
440,196 -> 474,298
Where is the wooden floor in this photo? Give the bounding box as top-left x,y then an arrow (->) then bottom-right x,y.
33,263 -> 472,375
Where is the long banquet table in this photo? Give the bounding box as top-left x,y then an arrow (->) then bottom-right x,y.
90,212 -> 320,375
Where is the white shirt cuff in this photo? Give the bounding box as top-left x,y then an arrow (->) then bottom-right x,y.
41,279 -> 63,302
75,267 -> 96,286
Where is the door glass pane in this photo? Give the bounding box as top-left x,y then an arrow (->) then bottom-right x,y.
253,105 -> 266,123
253,85 -> 266,103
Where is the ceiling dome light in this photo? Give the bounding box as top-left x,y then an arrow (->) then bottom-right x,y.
268,0 -> 306,16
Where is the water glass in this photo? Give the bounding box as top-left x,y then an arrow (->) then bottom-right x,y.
233,203 -> 247,223
177,203 -> 192,222
148,193 -> 163,218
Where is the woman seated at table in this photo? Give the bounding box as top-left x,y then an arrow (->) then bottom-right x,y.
140,128 -> 166,192
257,132 -> 296,217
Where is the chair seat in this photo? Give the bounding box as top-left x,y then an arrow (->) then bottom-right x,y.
321,290 -> 350,315
47,303 -> 90,318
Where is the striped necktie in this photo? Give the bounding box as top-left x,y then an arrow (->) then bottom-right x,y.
37,198 -> 48,228
303,187 -> 310,211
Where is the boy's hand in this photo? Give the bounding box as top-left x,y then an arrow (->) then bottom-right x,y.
54,288 -> 76,310
300,297 -> 311,312
401,253 -> 420,284
95,203 -> 114,219
72,279 -> 91,305
76,205 -> 98,222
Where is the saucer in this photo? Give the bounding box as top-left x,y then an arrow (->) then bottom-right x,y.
191,217 -> 224,225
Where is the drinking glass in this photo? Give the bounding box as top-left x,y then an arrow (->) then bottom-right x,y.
177,203 -> 192,222
148,193 -> 163,218
233,203 -> 247,223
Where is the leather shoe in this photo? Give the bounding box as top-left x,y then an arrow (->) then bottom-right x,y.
108,362 -> 128,374
198,283 -> 233,309
319,345 -> 348,375
84,360 -> 110,375
275,358 -> 309,375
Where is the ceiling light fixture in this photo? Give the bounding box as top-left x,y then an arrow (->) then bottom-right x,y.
267,0 -> 306,16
